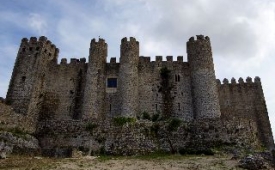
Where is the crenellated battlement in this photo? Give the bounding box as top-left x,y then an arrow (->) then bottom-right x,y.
90,38 -> 107,47
216,76 -> 261,86
187,35 -> 211,55
20,36 -> 59,59
155,56 -> 162,62
139,56 -> 151,64
187,35 -> 210,42
121,37 -> 139,45
60,57 -> 87,65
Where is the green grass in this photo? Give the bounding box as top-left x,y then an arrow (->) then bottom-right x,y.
113,117 -> 136,126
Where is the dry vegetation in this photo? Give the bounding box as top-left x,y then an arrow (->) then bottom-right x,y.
0,153 -> 263,170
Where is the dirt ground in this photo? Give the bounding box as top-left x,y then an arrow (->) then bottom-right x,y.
0,154 -> 273,170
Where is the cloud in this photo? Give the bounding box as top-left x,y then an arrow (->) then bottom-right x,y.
27,13 -> 48,35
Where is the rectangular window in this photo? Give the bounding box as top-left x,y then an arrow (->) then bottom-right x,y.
107,78 -> 117,88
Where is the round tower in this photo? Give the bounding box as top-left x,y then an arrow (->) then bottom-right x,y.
117,37 -> 139,117
187,35 -> 221,119
6,36 -> 58,115
82,38 -> 107,120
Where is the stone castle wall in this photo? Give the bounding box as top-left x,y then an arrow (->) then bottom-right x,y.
218,77 -> 274,148
36,119 -> 260,156
42,58 -> 87,120
20,37 -> 195,122
1,35 -> 274,154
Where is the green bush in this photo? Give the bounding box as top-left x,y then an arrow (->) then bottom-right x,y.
167,118 -> 182,131
142,111 -> 151,120
150,123 -> 160,136
10,127 -> 27,136
85,122 -> 98,133
113,117 -> 136,126
152,114 -> 160,122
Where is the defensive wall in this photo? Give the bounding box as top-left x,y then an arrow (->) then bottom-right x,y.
0,35 -> 273,156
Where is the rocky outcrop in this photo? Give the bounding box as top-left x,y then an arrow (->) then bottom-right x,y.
238,152 -> 274,170
0,131 -> 40,158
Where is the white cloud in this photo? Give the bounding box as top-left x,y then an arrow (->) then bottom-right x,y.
27,13 -> 48,35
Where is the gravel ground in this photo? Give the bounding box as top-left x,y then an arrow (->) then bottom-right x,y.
0,154 -> 273,170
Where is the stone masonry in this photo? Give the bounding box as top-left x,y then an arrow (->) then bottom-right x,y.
2,35 -> 274,155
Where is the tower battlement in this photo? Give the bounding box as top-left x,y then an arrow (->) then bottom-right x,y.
19,36 -> 59,61
187,35 -> 211,54
121,37 -> 139,44
90,38 -> 107,47
217,76 -> 261,86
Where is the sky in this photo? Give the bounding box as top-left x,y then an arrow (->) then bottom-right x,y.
1,0 -> 275,136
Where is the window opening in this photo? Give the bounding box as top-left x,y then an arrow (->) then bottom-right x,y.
21,76 -> 26,83
107,78 -> 117,88
175,74 -> 180,82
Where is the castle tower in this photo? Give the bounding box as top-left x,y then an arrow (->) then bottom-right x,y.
117,37 -> 139,117
187,35 -> 221,119
82,38 -> 107,120
6,36 -> 58,115
253,77 -> 274,149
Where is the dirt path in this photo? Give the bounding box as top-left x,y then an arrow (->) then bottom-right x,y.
0,154 -> 273,170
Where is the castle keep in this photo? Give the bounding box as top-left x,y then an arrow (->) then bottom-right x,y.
5,35 -> 222,121
2,35 -> 274,156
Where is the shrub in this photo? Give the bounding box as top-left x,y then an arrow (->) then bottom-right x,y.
85,122 -> 98,133
167,118 -> 182,131
10,127 -> 27,136
150,123 -> 160,136
113,117 -> 136,126
142,111 -> 151,120
152,114 -> 160,122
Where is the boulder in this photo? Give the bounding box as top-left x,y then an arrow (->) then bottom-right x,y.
239,154 -> 265,170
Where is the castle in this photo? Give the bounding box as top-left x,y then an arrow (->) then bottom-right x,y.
2,35 -> 274,156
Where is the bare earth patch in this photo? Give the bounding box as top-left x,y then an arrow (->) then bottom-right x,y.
0,154 -> 273,170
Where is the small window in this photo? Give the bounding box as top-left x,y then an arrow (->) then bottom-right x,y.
178,103 -> 181,111
29,47 -> 33,51
21,76 -> 26,83
175,74 -> 180,82
107,78 -> 117,88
